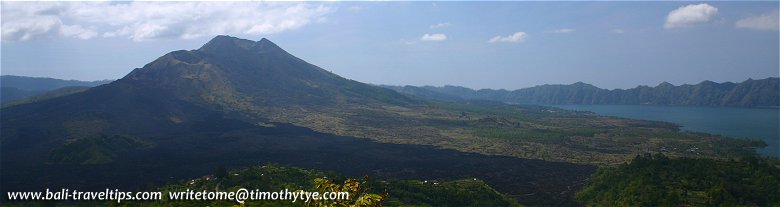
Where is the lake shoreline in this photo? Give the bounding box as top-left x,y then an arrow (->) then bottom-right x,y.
550,104 -> 780,158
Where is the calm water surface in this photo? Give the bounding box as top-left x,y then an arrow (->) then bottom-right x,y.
552,105 -> 779,158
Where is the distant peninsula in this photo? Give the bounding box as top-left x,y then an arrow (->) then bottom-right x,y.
384,77 -> 779,107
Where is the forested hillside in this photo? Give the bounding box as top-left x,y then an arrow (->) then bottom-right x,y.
576,154 -> 780,206
385,77 -> 779,107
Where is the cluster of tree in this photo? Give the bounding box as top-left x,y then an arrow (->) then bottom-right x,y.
310,176 -> 385,207
576,154 -> 780,206
127,164 -> 520,207
381,179 -> 521,206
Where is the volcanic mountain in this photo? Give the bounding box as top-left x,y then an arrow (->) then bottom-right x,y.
127,36 -> 414,108
1,36 -> 422,149
114,36 -> 424,141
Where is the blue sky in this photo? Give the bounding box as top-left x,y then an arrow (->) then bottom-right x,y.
1,1 -> 778,90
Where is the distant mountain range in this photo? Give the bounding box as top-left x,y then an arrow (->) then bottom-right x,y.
6,72 -> 775,108
384,78 -> 779,107
0,75 -> 112,103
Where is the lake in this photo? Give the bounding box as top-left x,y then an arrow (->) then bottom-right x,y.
552,105 -> 779,158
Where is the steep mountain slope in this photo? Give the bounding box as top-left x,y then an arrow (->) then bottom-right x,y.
115,36 -> 421,141
385,78 -> 780,107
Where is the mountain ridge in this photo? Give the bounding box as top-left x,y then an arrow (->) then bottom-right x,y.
0,75 -> 112,103
0,75 -> 112,91
384,77 -> 780,107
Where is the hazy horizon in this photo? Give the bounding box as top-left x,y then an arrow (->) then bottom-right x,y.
2,1 -> 778,90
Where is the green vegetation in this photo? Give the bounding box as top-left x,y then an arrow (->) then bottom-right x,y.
576,154 -> 780,206
382,179 -> 521,207
48,134 -> 153,165
475,127 -> 603,142
132,164 -> 519,207
267,94 -> 764,165
311,177 -> 385,207
412,100 -> 762,165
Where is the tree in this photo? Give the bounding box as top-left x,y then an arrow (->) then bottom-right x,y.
309,176 -> 386,207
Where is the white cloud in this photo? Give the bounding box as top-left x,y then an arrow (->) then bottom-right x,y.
420,33 -> 447,41
736,10 -> 779,31
611,29 -> 625,34
552,28 -> 575,33
1,15 -> 61,41
430,23 -> 452,29
59,24 -> 97,39
1,2 -> 332,42
489,32 -> 528,43
664,3 -> 719,29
